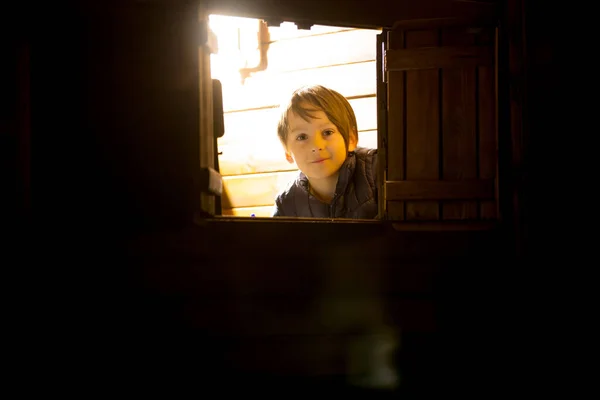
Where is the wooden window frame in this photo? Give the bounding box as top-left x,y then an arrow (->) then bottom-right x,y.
198,6 -> 504,232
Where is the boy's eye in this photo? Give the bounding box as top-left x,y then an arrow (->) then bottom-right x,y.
323,129 -> 335,137
296,134 -> 308,141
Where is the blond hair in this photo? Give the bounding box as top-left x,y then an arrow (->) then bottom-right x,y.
277,85 -> 358,149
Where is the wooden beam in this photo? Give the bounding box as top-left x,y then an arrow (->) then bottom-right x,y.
392,221 -> 497,231
390,16 -> 497,31
385,179 -> 495,200
205,0 -> 499,30
222,205 -> 274,217
220,61 -> 377,113
385,46 -> 493,71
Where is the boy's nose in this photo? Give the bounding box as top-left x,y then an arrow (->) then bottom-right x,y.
311,134 -> 325,152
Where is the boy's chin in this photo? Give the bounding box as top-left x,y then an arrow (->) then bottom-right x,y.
303,169 -> 338,181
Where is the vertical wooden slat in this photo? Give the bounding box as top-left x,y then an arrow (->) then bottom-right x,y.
16,42 -> 32,218
478,65 -> 497,219
477,27 -> 497,219
199,12 -> 216,215
405,29 -> 439,221
376,32 -> 387,219
441,27 -> 478,220
386,29 -> 405,220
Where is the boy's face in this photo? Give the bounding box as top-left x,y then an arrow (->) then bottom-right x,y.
284,107 -> 357,181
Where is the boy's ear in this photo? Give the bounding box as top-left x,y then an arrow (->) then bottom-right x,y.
347,129 -> 358,152
285,152 -> 294,164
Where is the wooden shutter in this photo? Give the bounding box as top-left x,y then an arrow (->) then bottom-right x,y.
381,19 -> 498,222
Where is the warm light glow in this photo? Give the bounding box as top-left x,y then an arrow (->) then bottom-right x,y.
208,14 -> 380,215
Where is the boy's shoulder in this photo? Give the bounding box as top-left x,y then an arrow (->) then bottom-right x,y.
354,146 -> 378,173
352,147 -> 378,191
355,146 -> 377,159
274,171 -> 304,203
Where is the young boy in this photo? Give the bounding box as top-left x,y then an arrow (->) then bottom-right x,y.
272,85 -> 378,218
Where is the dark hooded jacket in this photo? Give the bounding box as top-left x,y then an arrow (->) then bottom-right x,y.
272,147 -> 378,219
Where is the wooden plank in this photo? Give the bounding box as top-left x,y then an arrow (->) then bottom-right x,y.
218,129 -> 377,176
386,45 -> 493,71
405,29 -> 440,221
218,140 -> 294,176
391,17 -> 497,31
386,201 -> 405,220
268,24 -> 354,41
478,62 -> 497,219
386,29 -> 405,220
220,61 -> 377,113
222,170 -> 298,208
205,0 -> 499,31
391,221 -> 497,231
441,27 -> 478,220
358,129 -> 378,151
266,29 -> 378,73
376,32 -> 387,219
209,15 -> 352,45
200,15 -> 216,215
385,179 -> 495,201
218,96 -> 377,146
222,205 -> 274,217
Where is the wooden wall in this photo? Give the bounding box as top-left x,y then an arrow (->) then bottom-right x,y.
125,218 -> 505,396
5,0 -> 532,396
209,17 -> 380,217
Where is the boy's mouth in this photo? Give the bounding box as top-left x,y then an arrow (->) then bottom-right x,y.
311,157 -> 330,164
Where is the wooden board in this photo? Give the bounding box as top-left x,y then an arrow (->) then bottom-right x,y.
268,24 -> 354,41
385,29 -> 405,220
209,15 -> 353,45
205,0 -> 499,31
211,27 -> 377,77
222,170 -> 298,208
441,28 -> 478,220
478,58 -> 497,219
266,28 -> 378,74
222,205 -> 275,217
404,29 -> 440,221
218,137 -> 294,176
358,129 -> 378,150
218,96 -> 378,146
386,179 -> 494,201
220,61 -> 377,112
385,45 -> 493,71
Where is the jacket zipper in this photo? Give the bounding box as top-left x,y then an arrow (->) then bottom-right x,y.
329,193 -> 338,218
